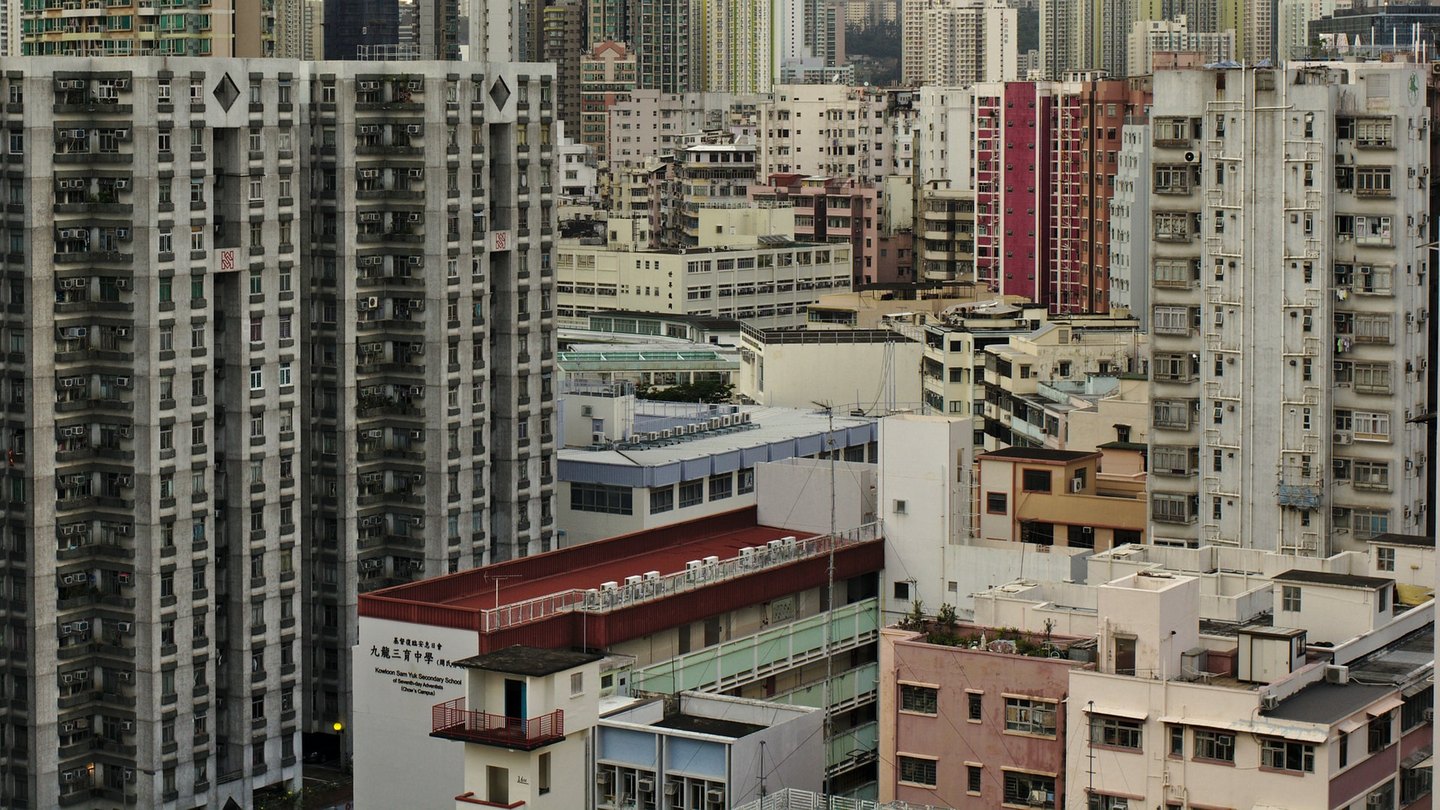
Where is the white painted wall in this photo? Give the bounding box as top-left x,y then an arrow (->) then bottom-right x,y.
755,457 -> 876,535
353,618 -> 479,809
737,337 -> 923,411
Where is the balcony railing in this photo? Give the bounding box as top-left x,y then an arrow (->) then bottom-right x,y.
430,698 -> 563,750
630,598 -> 879,695
477,523 -> 882,633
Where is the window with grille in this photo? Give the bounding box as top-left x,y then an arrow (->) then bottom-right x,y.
1262,738 -> 1315,772
898,756 -> 937,787
1090,716 -> 1142,749
1192,729 -> 1235,762
900,684 -> 938,715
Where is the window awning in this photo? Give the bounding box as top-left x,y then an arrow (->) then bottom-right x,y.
1401,745 -> 1433,771
1367,695 -> 1405,717
1337,717 -> 1365,735
1086,706 -> 1147,721
1158,715 -> 1329,744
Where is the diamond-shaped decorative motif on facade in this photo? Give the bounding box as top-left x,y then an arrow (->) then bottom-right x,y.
212,74 -> 240,111
489,77 -> 511,109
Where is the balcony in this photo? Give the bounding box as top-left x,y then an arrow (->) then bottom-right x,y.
430,698 -> 564,750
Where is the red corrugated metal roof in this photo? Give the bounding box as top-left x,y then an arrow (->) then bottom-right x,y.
360,507 -> 795,612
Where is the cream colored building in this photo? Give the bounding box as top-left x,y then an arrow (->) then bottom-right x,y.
757,85 -> 897,185
1064,568 -> 1432,810
736,325 -> 924,411
556,210 -> 853,329
902,0 -> 1016,87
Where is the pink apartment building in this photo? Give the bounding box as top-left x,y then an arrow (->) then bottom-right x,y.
878,622 -> 1092,809
750,172 -> 881,285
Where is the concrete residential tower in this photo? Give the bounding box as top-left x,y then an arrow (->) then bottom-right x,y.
1146,63 -> 1434,555
0,53 -> 555,807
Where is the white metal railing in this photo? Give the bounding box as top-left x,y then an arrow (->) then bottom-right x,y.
733,788 -> 953,810
479,523 -> 883,633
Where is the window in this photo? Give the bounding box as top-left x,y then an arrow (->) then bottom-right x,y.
708,473 -> 732,500
1002,771 -> 1054,808
986,492 -> 1008,514
538,752 -> 551,795
649,486 -> 674,514
249,366 -> 262,390
738,468 -> 755,494
1192,729 -> 1235,762
1368,712 -> 1394,753
1152,492 -> 1197,524
569,482 -> 632,515
1353,461 -> 1390,491
1281,585 -> 1301,612
278,362 -> 291,387
1090,716 -> 1142,750
1169,725 -> 1184,757
1261,738 -> 1315,772
1152,399 -> 1194,430
1152,305 -> 1192,335
1021,470 -> 1052,493
1005,697 -> 1057,737
898,756 -> 937,787
967,765 -> 982,794
893,581 -> 911,601
570,672 -> 583,696
900,684 -> 938,715
968,692 -> 983,721
678,479 -> 704,508
1354,509 -> 1390,539
1377,546 -> 1396,572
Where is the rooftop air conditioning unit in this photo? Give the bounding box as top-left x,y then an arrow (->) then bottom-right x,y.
685,561 -> 704,582
625,575 -> 643,587
740,546 -> 758,567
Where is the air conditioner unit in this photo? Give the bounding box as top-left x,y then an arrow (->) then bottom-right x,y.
408,168 -> 424,179
410,429 -> 424,439
706,788 -> 724,804
116,621 -> 132,633
407,124 -> 423,136
1324,664 -> 1349,684
74,670 -> 87,682
114,376 -> 129,388
115,327 -> 130,338
114,178 -> 128,190
365,296 -> 379,309
1334,431 -> 1353,445
117,572 -> 131,585
584,588 -> 602,609
407,255 -> 423,267
123,767 -> 134,781
685,560 -> 703,581
665,781 -> 681,796
625,575 -> 643,588
703,555 -> 720,567
739,547 -> 758,567
118,671 -> 132,682
637,776 -> 655,792
407,213 -> 422,223
62,673 -> 75,684
600,580 -> 618,592
359,81 -> 379,91
1071,478 -> 1084,492
60,623 -> 74,636
591,432 -> 605,444
74,620 -> 89,631
1260,694 -> 1280,710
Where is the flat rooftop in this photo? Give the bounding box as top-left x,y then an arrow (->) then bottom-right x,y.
1272,569 -> 1393,590
456,646 -> 604,677
1369,533 -> 1435,548
652,714 -> 768,738
561,406 -> 874,471
1264,683 -> 1394,725
979,447 -> 1099,463
366,509 -> 805,611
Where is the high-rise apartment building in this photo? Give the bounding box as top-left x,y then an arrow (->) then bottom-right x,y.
300,62 -> 557,750
0,57 -> 303,810
20,0 -> 236,57
1146,63 -> 1433,555
579,41 -> 637,162
542,0 -> 585,136
416,0 -> 462,60
0,54 -> 554,808
323,0 -> 398,59
633,0 -> 695,93
903,0 -> 1016,87
588,0 -> 628,44
2,4 -> 18,57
